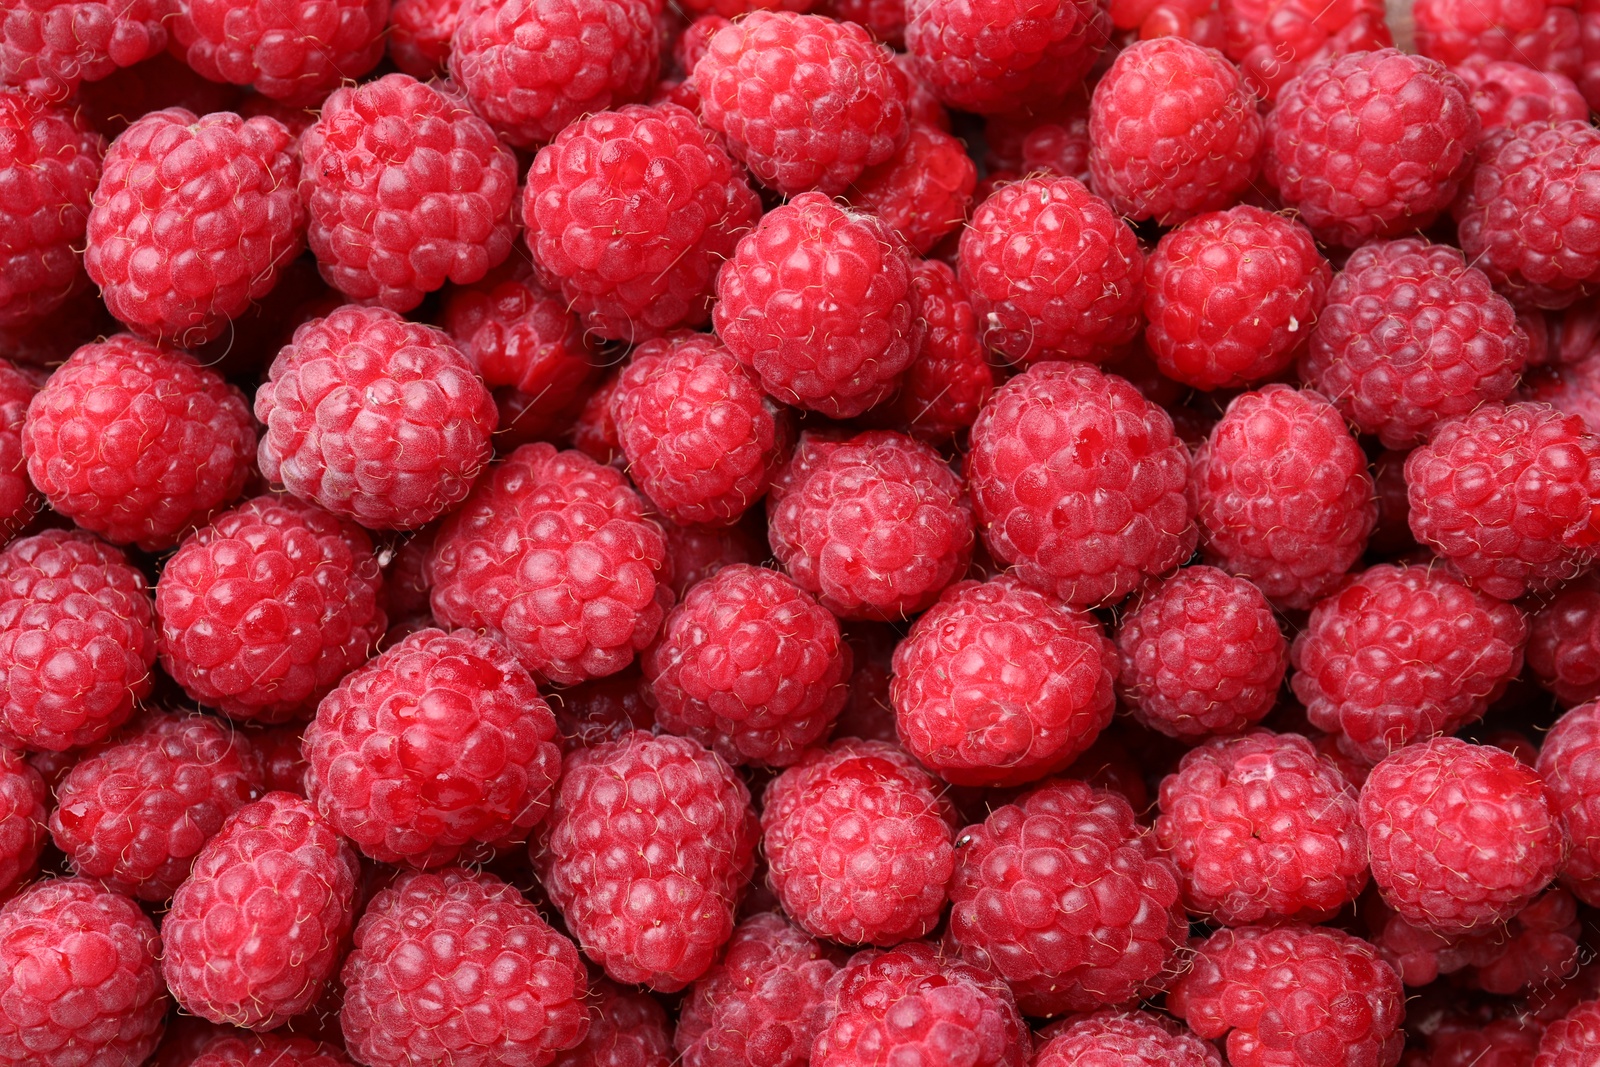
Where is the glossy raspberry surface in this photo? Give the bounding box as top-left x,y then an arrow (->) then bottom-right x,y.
1536,700 -> 1600,906
0,747 -> 43,898
1221,0 -> 1392,101
553,980 -> 671,1067
1033,1011 -> 1222,1067
170,0 -> 385,104
904,0 -> 1110,114
0,0 -> 169,99
845,123 -> 976,255
868,259 -> 993,444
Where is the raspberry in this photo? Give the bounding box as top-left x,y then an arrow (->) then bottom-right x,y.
657,516 -> 765,602
695,12 -> 908,195
449,0 -> 658,149
0,0 -> 168,99
1033,1011 -> 1223,1067
1537,1000 -> 1600,1066
1523,352 -> 1600,433
0,877 -> 166,1067
23,334 -> 255,550
156,494 -> 386,723
714,192 -> 918,418
676,912 -> 841,1067
255,305 -> 497,531
549,667 -> 656,752
957,177 -> 1145,364
1408,1015 -> 1543,1067
427,443 -> 670,686
831,623 -> 897,744
553,980 -> 671,1067
904,0 -> 1110,114
1017,91 -> 1092,183
867,259 -> 994,444
298,75 -> 516,314
966,361 -> 1195,606
845,123 -> 976,255
819,0 -> 905,44
762,739 -> 955,945
1264,49 -> 1479,248
1529,574 -> 1600,705
1453,59 -> 1589,131
0,361 -> 39,544
0,91 -> 102,331
1464,888 -> 1584,996
537,731 -> 756,991
1168,925 -> 1404,1067
190,1034 -> 355,1067
0,747 -> 42,897
1405,402 -> 1600,600
340,867 -> 589,1067
1536,700 -> 1600,905
1416,0 -> 1581,73
163,792 -> 360,1029
525,103 -> 760,344
386,0 -> 462,77
569,371 -> 622,467
1220,0 -> 1391,102
245,722 -> 309,794
171,0 -> 383,104
1454,121 -> 1600,310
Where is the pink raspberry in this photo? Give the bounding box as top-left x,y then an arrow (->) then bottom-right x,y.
171,0 -> 383,104
1536,700 -> 1600,905
762,739 -> 955,945
23,334 -> 255,550
658,516 -> 765,600
695,11 -> 908,195
190,1034 -> 355,1067
0,745 -> 40,900
1537,999 -> 1600,1066
819,0 -> 905,44
1264,49 -> 1479,248
0,361 -> 39,544
1529,573 -> 1600,705
340,867 -> 588,1066
163,792 -> 359,1029
966,361 -> 1195,606
1453,58 -> 1589,131
441,265 -> 595,395
1408,1014 -> 1542,1067
244,722 -> 309,795
958,177 -> 1144,364
537,731 -> 756,991
845,123 -> 976,255
0,0 -> 168,99
427,443 -> 670,685
552,980 -> 670,1067
1220,0 -> 1391,101
1016,91 -> 1092,183
549,667 -> 656,753
386,0 -> 462,77
1405,402 -> 1600,600
1144,205 -> 1329,390
156,495 -> 386,723
525,102 -> 760,343
904,0 -> 1110,114
1464,888 -> 1585,996
714,192 -> 918,418
867,259 -> 994,444
1416,0 -> 1581,73
449,0 -> 658,149
1523,352 -> 1600,434
1034,1011 -> 1222,1067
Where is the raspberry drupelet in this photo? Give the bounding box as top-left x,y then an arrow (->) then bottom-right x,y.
0,747 -> 41,898
386,0 -> 463,78
1453,58 -> 1590,131
1033,1011 -> 1222,1067
1529,573 -> 1600,705
0,0 -> 169,100
190,1034 -> 356,1067
440,264 -> 595,396
1537,999 -> 1600,1066
868,259 -> 993,445
244,722 -> 309,795
553,979 -> 670,1067
170,0 -> 385,105
1415,0 -> 1581,76
1407,1014 -> 1543,1067
1221,0 -> 1392,102
1536,700 -> 1600,906
845,123 -> 976,255
549,668 -> 656,753
657,516 -> 766,601
0,361 -> 39,545
904,0 -> 1109,115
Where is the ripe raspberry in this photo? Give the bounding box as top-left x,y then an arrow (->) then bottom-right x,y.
1220,0 -> 1391,102
537,731 -> 756,991
695,12 -> 907,195
656,516 -> 765,603
1408,1014 -> 1542,1067
428,443 -> 670,685
958,177 -> 1144,364
387,0 -> 462,77
1168,925 -> 1404,1067
845,123 -> 976,255
449,0 -> 658,149
1264,49 -> 1479,248
1015,92 -> 1092,184
0,877 -> 166,1066
340,867 -> 588,1067
831,623 -> 896,744
0,0 -> 168,99
1464,888 -> 1584,995
549,667 -> 656,753
1416,0 -> 1581,73
1523,351 -> 1600,434
1405,402 -> 1600,600
1453,58 -> 1589,131
0,747 -> 41,898
171,0 -> 383,104
714,192 -> 917,418
819,0 -> 904,44
549,983 -> 669,1067
24,334 -> 255,550
967,361 -> 1195,606
762,739 -> 955,945
1034,1011 -> 1222,1067
1529,574 -> 1600,705
189,1034 -> 355,1067
1537,999 -> 1600,1066
904,0 -> 1110,114
867,259 -> 993,444
156,495 -> 386,723
163,792 -> 359,1029
244,722 -> 309,794
1536,700 -> 1600,905
0,361 -> 39,544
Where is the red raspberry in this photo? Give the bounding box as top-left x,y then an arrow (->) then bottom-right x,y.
441,265 -> 594,394
75,53 -> 241,137
673,13 -> 731,73
156,495 -> 386,723
449,0 -> 658,149
867,259 -> 993,444
386,0 -> 462,77
1408,1014 -> 1542,1067
1405,402 -> 1600,600
657,516 -> 765,601
537,731 -> 756,991
676,912 -> 841,1067
966,361 -> 1195,606
1455,121 -> 1600,311
163,792 -> 359,1029
23,334 -> 255,550
958,177 -> 1145,364
1015,91 -> 1092,183
551,980 -> 669,1067
819,0 -> 905,43
1537,1000 -> 1600,1066
714,192 -> 917,418
427,443 -> 670,685
1580,1 -> 1600,113
1264,49 -> 1478,248
1168,925 -> 1404,1067
0,360 -> 39,544
1536,700 -> 1600,905
831,623 -> 897,744
1144,205 -> 1329,391
1529,574 -> 1600,705
568,371 -> 622,467
340,867 -> 588,1066
1034,1011 -> 1222,1067
0,0 -> 168,99
549,667 -> 656,753
171,0 -> 383,104
1463,888 -> 1584,996
190,1034 -> 355,1067
762,739 -> 955,945
695,12 -> 908,195
904,0 -> 1110,114
1416,0 -> 1581,73
845,123 -> 976,255
0,877 -> 166,1066
1453,58 -> 1589,131
244,722 -> 309,794
1192,385 -> 1375,610
0,747 -> 42,898
1523,352 -> 1600,435
811,941 -> 1030,1067
525,103 -> 760,343
1220,0 -> 1391,101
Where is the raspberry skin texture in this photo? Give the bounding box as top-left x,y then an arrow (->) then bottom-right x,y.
244,722 -> 309,795
1405,402 -> 1600,600
0,360 -> 40,544
170,0 -> 385,105
868,259 -> 993,445
694,12 -> 909,196
1453,58 -> 1590,132
958,177 -> 1145,365
162,792 -> 360,1030
657,515 -> 765,601
1529,573 -> 1600,705
1537,999 -> 1600,1067
1408,1015 -> 1543,1067
1116,565 -> 1288,740
1221,0 -> 1391,102
536,730 -> 756,991
0,748 -> 41,898
845,122 -> 976,255
949,778 -> 1186,1016
0,529 -> 155,752
387,0 -> 463,77
714,192 -> 918,419
966,361 -> 1196,606
762,739 -> 955,946
299,74 -> 518,314
1033,1011 -> 1223,1067
448,0 -> 659,150
1415,0 -> 1581,74
190,1034 -> 355,1067
24,334 -> 255,550
525,103 -> 761,344
1264,49 -> 1479,248
549,667 -> 656,753
552,979 -> 670,1067
1535,700 -> 1600,905
0,0 -> 169,100
156,494 -> 386,723
256,305 -> 497,532
441,265 -> 596,397
340,867 -> 589,1067
1168,925 -> 1404,1067
1361,737 -> 1566,934
427,443 -> 670,686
